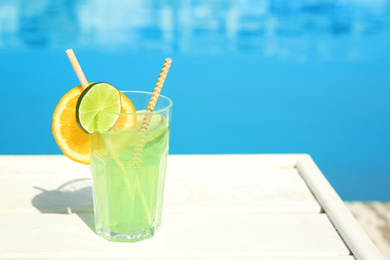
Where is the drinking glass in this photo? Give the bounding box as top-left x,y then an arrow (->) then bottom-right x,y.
90,91 -> 172,242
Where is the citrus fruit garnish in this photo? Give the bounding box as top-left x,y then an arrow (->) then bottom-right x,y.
52,83 -> 136,165
76,82 -> 122,134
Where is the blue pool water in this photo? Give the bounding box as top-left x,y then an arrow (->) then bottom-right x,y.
0,0 -> 389,201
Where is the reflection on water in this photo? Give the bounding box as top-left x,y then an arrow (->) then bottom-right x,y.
0,0 -> 389,59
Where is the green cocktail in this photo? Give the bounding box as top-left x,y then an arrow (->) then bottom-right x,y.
90,91 -> 172,242
53,52 -> 173,242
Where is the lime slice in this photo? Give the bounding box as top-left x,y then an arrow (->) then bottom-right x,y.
76,82 -> 121,134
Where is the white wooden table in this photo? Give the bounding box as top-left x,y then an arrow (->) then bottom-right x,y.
0,154 -> 384,259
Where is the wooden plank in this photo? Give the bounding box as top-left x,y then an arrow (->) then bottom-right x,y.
0,213 -> 350,259
0,177 -> 92,214
0,156 -> 320,214
166,154 -> 298,169
164,168 -> 321,213
0,154 -> 298,175
0,154 -> 299,174
0,155 -> 89,175
296,155 -> 385,260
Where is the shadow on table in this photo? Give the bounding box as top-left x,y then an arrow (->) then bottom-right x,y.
31,178 -> 95,232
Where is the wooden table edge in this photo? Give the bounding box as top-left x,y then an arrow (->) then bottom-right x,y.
296,155 -> 385,260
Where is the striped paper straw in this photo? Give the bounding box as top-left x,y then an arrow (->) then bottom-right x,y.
140,58 -> 172,132
127,58 -> 172,169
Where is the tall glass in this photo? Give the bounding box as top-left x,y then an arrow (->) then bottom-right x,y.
90,91 -> 172,242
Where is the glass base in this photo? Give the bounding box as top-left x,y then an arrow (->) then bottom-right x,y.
96,223 -> 161,242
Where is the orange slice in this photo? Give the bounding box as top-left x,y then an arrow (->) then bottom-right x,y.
52,84 -> 136,165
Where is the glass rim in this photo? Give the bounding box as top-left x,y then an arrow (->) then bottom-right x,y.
102,90 -> 173,115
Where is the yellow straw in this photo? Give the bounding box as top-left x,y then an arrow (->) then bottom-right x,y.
128,58 -> 172,168
140,58 -> 172,132
65,49 -> 89,90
